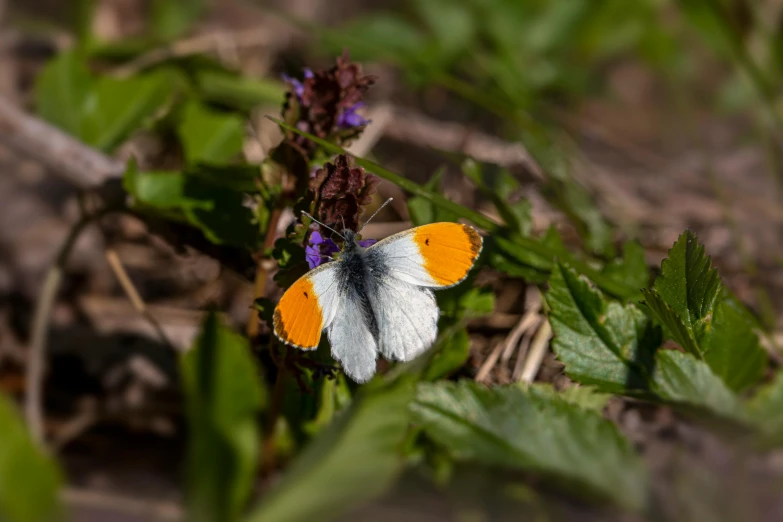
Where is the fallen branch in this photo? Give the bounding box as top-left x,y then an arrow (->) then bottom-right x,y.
0,96 -> 124,188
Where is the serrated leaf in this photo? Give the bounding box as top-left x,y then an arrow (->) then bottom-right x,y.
0,396 -> 62,522
178,101 -> 245,165
653,230 -> 721,345
641,288 -> 701,358
701,296 -> 766,392
645,231 -> 765,391
651,350 -> 747,424
411,381 -> 648,512
246,378 -> 415,522
182,313 -> 265,522
547,264 -> 660,393
748,371 -> 783,446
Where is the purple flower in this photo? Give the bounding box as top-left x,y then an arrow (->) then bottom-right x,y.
282,68 -> 313,100
305,231 -> 339,269
305,231 -> 377,269
337,102 -> 369,128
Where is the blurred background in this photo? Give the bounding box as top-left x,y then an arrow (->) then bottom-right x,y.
1,0 -> 783,521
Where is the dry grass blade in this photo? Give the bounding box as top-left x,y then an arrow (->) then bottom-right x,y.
518,320 -> 553,383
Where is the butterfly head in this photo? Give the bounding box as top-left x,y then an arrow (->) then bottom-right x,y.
342,229 -> 357,249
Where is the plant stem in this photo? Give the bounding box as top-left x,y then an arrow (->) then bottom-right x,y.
26,216 -> 93,445
261,344 -> 288,474
247,207 -> 283,338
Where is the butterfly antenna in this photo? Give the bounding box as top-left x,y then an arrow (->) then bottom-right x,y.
340,214 -> 346,233
301,211 -> 346,240
358,198 -> 393,233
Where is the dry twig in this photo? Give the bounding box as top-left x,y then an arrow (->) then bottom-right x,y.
518,320 -> 553,384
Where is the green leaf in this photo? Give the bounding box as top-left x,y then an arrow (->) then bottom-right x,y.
644,231 -> 765,391
547,264 -> 660,393
652,230 -> 721,345
0,396 -> 62,522
178,101 -> 245,165
641,288 -> 701,358
411,381 -> 648,511
424,327 -> 470,380
182,313 -> 265,522
195,70 -> 285,111
36,52 -> 172,153
327,14 -> 427,64
701,296 -> 766,392
407,167 -> 460,226
413,0 -> 474,55
462,160 -> 531,237
124,166 -> 261,248
748,371 -> 783,446
651,350 -> 747,424
246,378 -> 415,522
437,284 -> 495,320
601,241 -> 649,299
526,383 -> 611,413
35,49 -> 92,138
83,71 -> 172,151
150,0 -> 205,41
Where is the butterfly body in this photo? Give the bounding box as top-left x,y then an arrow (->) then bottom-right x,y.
274,222 -> 482,382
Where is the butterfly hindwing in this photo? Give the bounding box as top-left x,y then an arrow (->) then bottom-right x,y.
369,277 -> 439,362
327,292 -> 378,383
367,222 -> 483,288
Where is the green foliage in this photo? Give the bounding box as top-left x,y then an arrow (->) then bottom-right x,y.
642,231 -> 766,391
461,159 -> 532,238
0,396 -> 62,522
124,163 -> 262,248
195,70 -> 286,111
547,264 -> 660,393
601,241 -> 650,297
178,101 -> 245,165
36,50 -> 172,152
246,378 -> 415,522
182,313 -> 265,522
327,0 -> 675,109
651,350 -> 748,425
748,371 -> 783,447
407,167 -> 460,226
527,383 -> 612,412
411,381 -> 648,512
150,0 -> 206,41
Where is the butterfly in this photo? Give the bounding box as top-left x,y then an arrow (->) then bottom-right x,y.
273,199 -> 483,383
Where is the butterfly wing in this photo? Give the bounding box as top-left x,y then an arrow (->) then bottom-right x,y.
368,277 -> 439,362
274,258 -> 379,383
327,292 -> 379,383
363,222 -> 481,361
273,262 -> 341,349
366,222 -> 483,288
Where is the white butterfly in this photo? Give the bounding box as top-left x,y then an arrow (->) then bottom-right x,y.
273,199 -> 482,383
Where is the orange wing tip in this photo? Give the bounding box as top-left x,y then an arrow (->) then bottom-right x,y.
273,277 -> 323,350
415,223 -> 484,286
462,224 -> 484,257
